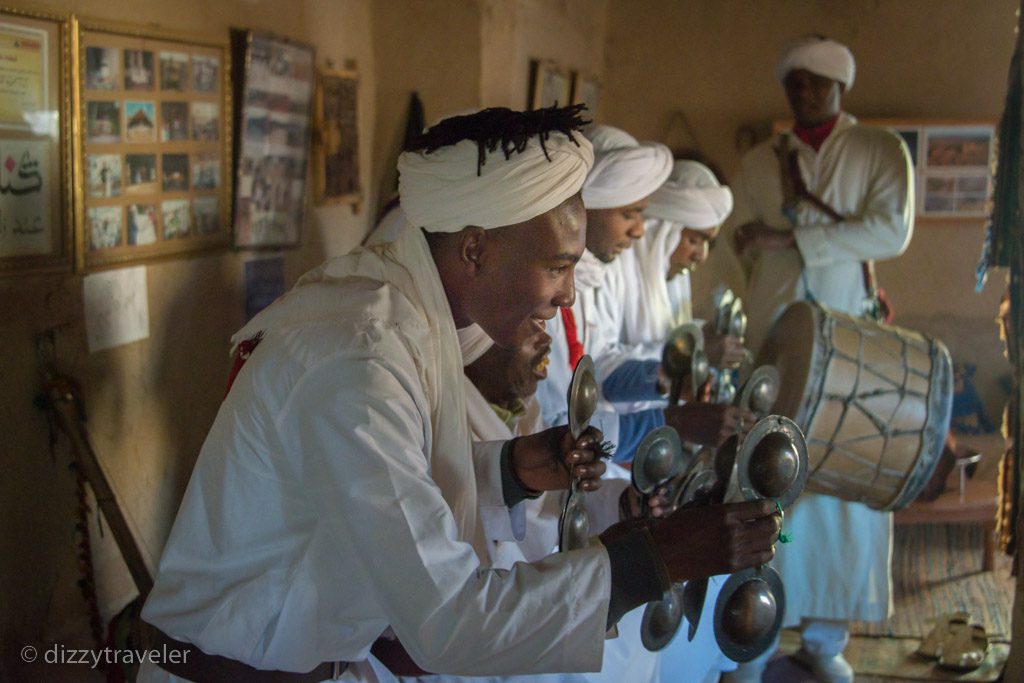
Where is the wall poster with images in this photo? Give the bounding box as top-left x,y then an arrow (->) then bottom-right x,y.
877,119 -> 995,220
232,30 -> 314,248
0,7 -> 73,277
73,18 -> 231,273
312,65 -> 360,209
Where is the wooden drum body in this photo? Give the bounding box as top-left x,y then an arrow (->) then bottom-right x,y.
756,302 -> 953,511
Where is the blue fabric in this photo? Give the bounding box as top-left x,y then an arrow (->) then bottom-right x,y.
602,359 -> 663,403
614,408 -> 666,464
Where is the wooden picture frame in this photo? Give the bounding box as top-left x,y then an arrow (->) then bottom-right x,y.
528,60 -> 571,110
0,6 -> 73,277
72,17 -> 231,273
231,30 -> 315,249
570,71 -> 600,121
312,66 -> 360,209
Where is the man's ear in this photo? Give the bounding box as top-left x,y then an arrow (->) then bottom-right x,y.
460,226 -> 486,274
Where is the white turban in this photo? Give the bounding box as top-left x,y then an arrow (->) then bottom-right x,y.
398,130 -> 593,233
645,160 -> 733,231
776,35 -> 856,91
581,125 -> 673,210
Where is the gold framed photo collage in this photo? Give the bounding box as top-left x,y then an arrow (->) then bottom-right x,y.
73,19 -> 230,272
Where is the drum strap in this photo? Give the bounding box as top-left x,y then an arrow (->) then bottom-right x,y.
775,135 -> 894,323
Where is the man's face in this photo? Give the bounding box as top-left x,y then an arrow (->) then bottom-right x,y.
667,227 -> 716,279
585,198 -> 648,263
783,69 -> 843,128
468,193 -> 586,349
465,323 -> 552,407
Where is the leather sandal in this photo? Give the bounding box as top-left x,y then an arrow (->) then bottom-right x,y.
937,618 -> 988,672
917,611 -> 969,659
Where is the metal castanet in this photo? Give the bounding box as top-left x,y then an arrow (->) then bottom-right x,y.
559,355 -> 598,553
713,566 -> 786,662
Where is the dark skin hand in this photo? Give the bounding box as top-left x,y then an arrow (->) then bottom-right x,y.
511,425 -> 607,492
665,403 -> 756,447
702,321 -> 745,369
601,499 -> 780,583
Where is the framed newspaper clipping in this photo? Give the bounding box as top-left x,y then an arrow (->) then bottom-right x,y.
312,65 -> 360,209
72,17 -> 231,273
231,30 -> 315,249
0,6 -> 72,277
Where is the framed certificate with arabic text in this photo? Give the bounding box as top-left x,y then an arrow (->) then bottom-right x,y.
0,7 -> 72,277
72,17 -> 231,272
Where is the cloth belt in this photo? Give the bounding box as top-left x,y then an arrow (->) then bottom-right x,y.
147,626 -> 348,682
147,625 -> 433,681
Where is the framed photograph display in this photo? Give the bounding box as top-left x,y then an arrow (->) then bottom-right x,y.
312,66 -> 360,208
528,60 -> 571,110
232,30 -> 315,249
73,18 -> 231,272
0,7 -> 72,277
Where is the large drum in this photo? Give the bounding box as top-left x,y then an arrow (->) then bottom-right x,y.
756,301 -> 953,511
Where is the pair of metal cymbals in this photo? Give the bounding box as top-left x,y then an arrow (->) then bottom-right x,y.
662,323 -> 709,406
559,356 -> 598,553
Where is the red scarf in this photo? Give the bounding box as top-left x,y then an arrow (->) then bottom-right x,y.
559,307 -> 584,370
793,113 -> 840,152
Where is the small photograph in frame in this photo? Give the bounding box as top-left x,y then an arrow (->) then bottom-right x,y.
191,101 -> 219,141
162,199 -> 190,239
88,205 -> 123,250
127,203 -> 157,245
123,48 -> 154,90
159,51 -> 188,91
160,101 -> 189,141
124,153 -> 157,193
87,154 -> 122,198
232,30 -> 315,248
528,60 -> 571,110
313,66 -> 360,207
124,100 -> 156,142
87,101 -> 120,143
924,127 -> 992,169
192,195 -> 219,234
192,152 -> 219,189
161,153 -> 189,191
85,46 -> 119,90
191,54 -> 218,92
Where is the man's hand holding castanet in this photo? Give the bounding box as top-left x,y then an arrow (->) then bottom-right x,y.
649,499 -> 780,582
511,425 -> 607,492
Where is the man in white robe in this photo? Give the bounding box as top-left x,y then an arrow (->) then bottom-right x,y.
138,107 -> 781,683
722,37 -> 914,683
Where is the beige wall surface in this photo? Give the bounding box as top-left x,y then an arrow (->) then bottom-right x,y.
602,0 -> 1018,420
0,0 -> 376,677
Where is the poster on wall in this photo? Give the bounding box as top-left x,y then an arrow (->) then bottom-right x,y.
233,30 -> 315,249
73,19 -> 231,273
0,9 -> 72,277
312,66 -> 360,208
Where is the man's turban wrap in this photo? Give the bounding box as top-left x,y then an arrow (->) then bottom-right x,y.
581,125 -> 673,210
776,35 -> 856,91
645,160 -> 733,230
397,132 -> 594,233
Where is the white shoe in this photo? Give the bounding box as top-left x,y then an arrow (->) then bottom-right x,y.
792,648 -> 854,683
720,660 -> 767,683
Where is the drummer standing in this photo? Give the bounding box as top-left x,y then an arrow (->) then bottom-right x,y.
723,36 -> 914,683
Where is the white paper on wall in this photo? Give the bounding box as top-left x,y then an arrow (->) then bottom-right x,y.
83,265 -> 150,353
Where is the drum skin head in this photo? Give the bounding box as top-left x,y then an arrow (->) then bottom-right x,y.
753,302 -> 818,427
